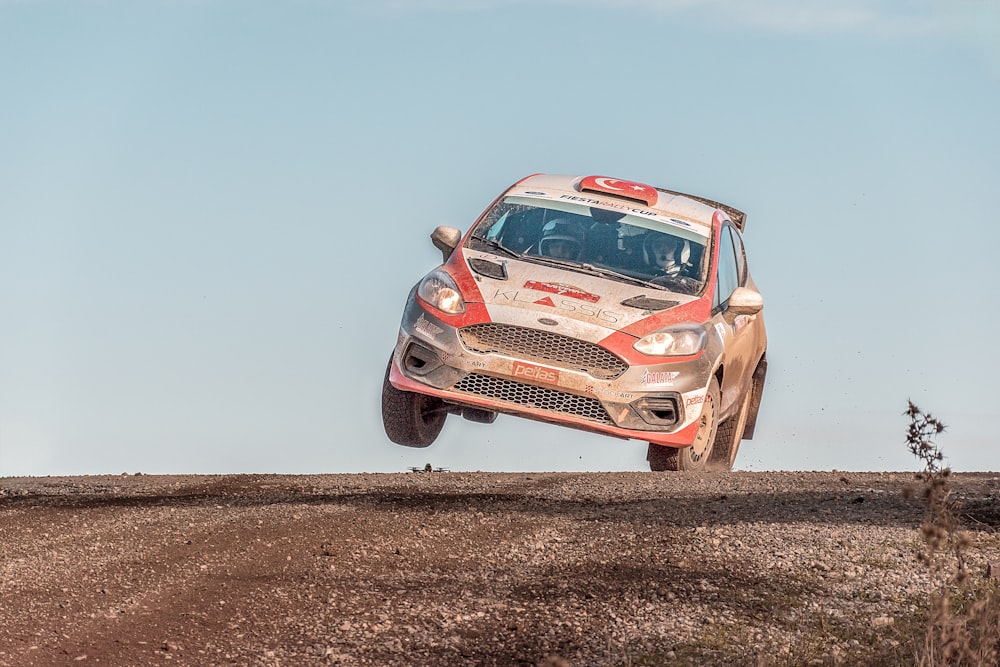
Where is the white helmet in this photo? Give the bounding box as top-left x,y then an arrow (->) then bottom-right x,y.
643,232 -> 690,273
538,219 -> 585,260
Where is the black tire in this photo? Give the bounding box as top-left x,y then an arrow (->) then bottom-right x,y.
710,385 -> 751,471
647,377 -> 720,471
381,358 -> 447,448
742,356 -> 767,440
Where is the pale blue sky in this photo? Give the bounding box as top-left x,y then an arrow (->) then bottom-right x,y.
1,0 -> 998,476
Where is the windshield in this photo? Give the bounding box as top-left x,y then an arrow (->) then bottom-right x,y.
467,195 -> 710,295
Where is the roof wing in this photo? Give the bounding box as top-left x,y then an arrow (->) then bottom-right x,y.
655,188 -> 747,231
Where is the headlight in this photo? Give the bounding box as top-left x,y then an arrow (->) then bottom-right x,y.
633,325 -> 706,356
417,270 -> 466,314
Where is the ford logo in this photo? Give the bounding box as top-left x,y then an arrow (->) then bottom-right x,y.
537,318 -> 559,327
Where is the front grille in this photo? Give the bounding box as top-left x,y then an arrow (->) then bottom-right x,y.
452,373 -> 613,425
458,323 -> 627,380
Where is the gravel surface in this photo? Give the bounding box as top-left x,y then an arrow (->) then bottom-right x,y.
1,471 -> 999,666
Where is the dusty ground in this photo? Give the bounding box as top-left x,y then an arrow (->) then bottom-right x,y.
1,471 -> 999,667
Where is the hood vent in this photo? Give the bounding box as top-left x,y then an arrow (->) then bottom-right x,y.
468,257 -> 507,280
620,296 -> 679,311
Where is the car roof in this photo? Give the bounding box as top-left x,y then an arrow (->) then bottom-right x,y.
510,173 -> 745,231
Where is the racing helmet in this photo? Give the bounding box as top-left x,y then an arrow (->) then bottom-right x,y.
643,232 -> 690,271
538,218 -> 585,260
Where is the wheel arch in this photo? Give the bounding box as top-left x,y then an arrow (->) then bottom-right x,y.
713,363 -> 724,391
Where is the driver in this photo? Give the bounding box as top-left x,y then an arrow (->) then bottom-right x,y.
537,219 -> 585,261
643,232 -> 690,277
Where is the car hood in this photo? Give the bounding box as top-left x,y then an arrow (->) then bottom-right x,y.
460,250 -> 700,339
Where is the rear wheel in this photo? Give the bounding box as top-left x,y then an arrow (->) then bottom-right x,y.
381,357 -> 447,447
710,385 -> 752,471
742,356 -> 767,440
647,378 -> 720,471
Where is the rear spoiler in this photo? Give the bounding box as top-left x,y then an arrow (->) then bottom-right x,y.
655,188 -> 747,231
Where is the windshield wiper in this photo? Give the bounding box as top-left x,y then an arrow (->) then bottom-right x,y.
525,256 -> 664,289
521,255 -> 580,270
575,263 -> 665,290
470,235 -> 522,259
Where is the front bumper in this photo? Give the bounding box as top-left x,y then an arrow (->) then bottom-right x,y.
389,299 -> 714,447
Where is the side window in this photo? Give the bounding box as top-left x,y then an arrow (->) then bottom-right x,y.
714,226 -> 739,309
731,227 -> 747,286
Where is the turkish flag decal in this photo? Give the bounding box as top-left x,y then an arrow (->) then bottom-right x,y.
579,176 -> 658,207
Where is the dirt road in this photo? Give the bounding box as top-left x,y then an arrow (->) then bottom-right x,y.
2,471 -> 998,666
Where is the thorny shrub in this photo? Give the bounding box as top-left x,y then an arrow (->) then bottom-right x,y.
906,401 -> 999,667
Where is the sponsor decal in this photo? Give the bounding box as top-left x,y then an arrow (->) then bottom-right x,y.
414,315 -> 443,338
490,288 -> 623,324
585,384 -> 635,400
524,280 -> 600,303
550,194 -> 700,233
641,369 -> 679,386
559,194 -> 659,220
512,361 -> 560,385
714,322 -> 727,340
681,389 -> 709,419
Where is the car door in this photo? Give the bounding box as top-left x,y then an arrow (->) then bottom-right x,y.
710,224 -> 759,417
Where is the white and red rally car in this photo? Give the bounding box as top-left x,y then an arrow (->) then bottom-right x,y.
382,174 -> 767,471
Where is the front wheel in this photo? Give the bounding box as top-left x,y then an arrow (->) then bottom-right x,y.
381,357 -> 447,448
647,378 -> 720,471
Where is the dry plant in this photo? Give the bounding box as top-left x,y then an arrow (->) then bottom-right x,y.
906,401 -> 1000,667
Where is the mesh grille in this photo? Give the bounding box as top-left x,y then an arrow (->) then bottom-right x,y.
452,373 -> 613,425
458,324 -> 627,380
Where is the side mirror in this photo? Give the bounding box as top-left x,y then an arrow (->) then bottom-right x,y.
727,287 -> 764,315
431,226 -> 462,263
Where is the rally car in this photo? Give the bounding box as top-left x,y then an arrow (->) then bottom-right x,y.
381,174 -> 767,471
